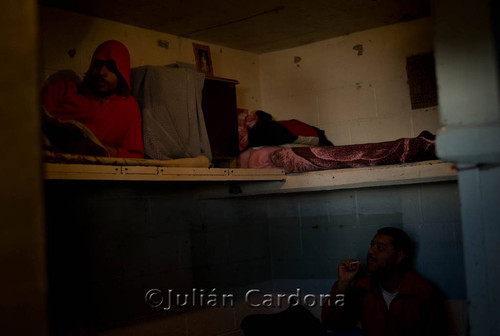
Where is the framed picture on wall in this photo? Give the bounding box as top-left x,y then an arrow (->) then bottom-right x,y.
192,43 -> 214,77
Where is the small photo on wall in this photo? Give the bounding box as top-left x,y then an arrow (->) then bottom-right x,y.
193,43 -> 214,77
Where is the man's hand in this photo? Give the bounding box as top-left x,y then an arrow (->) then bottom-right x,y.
336,259 -> 362,293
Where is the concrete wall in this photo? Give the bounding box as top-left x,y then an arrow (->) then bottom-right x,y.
46,180 -> 465,335
259,18 -> 438,146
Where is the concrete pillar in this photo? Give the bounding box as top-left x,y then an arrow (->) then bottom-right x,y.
0,1 -> 48,335
434,0 -> 500,335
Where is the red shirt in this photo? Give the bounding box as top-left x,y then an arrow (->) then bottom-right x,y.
41,40 -> 144,158
321,270 -> 449,336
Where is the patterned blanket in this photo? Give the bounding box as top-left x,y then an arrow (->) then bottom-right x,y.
269,131 -> 438,173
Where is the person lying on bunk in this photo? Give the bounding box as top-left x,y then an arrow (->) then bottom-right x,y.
41,40 -> 144,158
321,227 -> 449,336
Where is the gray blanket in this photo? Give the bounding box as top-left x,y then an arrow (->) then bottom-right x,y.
131,65 -> 212,161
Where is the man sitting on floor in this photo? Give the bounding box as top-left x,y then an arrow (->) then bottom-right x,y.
322,227 -> 449,336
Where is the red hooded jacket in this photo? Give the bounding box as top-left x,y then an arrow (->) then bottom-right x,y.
42,40 -> 144,158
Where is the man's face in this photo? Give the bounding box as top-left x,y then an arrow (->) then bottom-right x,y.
90,60 -> 119,95
366,233 -> 404,274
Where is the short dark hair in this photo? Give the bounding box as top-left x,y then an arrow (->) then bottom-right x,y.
377,227 -> 414,269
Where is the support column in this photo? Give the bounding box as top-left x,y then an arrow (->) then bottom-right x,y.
434,0 -> 500,335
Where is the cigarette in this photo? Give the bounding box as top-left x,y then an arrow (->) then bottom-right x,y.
350,261 -> 361,265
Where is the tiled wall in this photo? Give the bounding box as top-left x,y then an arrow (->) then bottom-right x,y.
195,182 -> 465,300
259,17 -> 439,146
46,180 -> 465,335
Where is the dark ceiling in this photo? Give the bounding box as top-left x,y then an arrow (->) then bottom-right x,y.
40,0 -> 431,54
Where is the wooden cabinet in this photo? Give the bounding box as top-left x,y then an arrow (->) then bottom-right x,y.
201,77 -> 239,166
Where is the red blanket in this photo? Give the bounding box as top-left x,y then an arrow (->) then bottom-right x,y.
269,131 -> 437,173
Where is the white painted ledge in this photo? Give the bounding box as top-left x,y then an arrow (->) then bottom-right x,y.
194,160 -> 458,198
280,160 -> 456,192
44,161 -> 457,197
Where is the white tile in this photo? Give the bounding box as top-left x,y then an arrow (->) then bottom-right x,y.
323,189 -> 357,215
260,83 -> 290,105
317,84 -> 377,124
262,93 -> 318,126
420,183 -> 461,223
401,185 -> 424,225
412,107 -> 441,136
320,121 -> 351,145
372,78 -> 413,118
269,217 -> 302,259
349,114 -> 413,144
265,195 -> 300,218
356,187 -> 402,214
